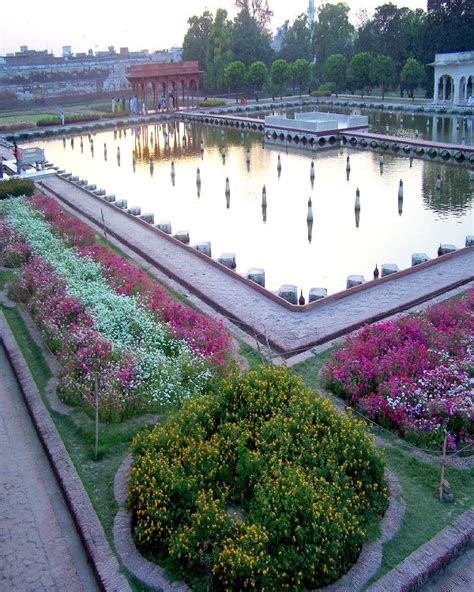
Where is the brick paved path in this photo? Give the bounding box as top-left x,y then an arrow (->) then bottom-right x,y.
0,346 -> 98,592
40,176 -> 474,353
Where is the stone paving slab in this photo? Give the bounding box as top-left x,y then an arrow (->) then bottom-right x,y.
39,176 -> 474,354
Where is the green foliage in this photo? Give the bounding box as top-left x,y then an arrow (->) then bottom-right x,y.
323,53 -> 347,96
204,8 -> 234,92
231,6 -> 273,66
348,52 -> 375,97
271,59 -> 290,98
370,54 -> 397,99
247,61 -> 268,91
400,57 -> 425,100
0,178 -> 35,200
290,58 -> 311,95
311,87 -> 332,97
129,365 -> 388,590
198,99 -> 227,107
279,13 -> 312,63
182,10 -> 214,68
314,2 -> 354,76
223,60 -> 247,93
36,113 -> 98,127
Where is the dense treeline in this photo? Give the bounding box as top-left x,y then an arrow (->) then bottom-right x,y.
181,0 -> 474,97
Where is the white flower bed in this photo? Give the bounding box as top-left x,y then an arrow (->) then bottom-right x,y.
1,197 -> 210,405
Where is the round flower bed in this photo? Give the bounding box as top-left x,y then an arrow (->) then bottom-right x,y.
128,366 -> 388,591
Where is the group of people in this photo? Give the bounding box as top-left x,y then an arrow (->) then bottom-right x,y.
111,96 -> 127,113
126,94 -> 175,115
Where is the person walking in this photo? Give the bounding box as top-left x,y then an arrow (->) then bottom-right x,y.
13,142 -> 22,175
0,156 -> 4,180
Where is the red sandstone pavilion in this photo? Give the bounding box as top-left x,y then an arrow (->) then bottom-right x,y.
126,61 -> 203,111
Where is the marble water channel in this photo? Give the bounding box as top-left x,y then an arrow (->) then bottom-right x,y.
23,121 -> 474,296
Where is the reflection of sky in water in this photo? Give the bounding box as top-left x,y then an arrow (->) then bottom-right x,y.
263,105 -> 474,145
25,123 -> 474,295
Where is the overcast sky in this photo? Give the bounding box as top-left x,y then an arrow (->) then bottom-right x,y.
0,0 -> 427,56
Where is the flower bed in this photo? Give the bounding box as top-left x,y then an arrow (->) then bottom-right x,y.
323,294 -> 474,450
27,194 -> 231,367
129,365 -> 388,591
1,196 -> 232,420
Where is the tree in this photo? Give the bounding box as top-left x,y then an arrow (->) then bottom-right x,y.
370,54 -> 396,99
224,61 -> 247,99
348,52 -> 375,97
247,61 -> 269,92
324,54 -> 347,97
231,5 -> 273,66
182,11 -> 214,69
400,57 -> 424,100
279,14 -> 312,63
290,59 -> 311,96
354,4 -> 425,71
271,59 -> 290,99
425,1 -> 474,56
204,9 -> 234,92
235,0 -> 273,29
314,3 -> 354,75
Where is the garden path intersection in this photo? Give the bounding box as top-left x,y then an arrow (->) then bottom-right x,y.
39,175 -> 474,355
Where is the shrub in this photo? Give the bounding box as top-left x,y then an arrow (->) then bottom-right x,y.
0,122 -> 32,133
129,365 -> 388,590
311,87 -> 332,97
323,292 -> 474,450
198,99 -> 227,107
36,113 -> 99,127
0,178 -> 35,200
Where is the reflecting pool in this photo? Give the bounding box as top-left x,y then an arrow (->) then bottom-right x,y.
25,122 -> 474,295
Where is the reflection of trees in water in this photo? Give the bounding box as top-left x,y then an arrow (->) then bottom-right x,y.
422,163 -> 474,218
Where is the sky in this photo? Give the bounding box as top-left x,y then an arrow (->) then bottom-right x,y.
0,0 -> 427,56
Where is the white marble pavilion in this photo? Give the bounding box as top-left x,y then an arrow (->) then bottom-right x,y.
431,51 -> 474,105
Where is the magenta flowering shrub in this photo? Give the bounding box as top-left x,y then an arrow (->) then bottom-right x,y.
0,220 -> 31,267
28,194 -> 96,248
11,257 -> 140,421
28,195 -> 232,368
323,292 -> 474,450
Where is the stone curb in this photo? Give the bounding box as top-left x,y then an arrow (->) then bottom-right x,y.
114,454 -> 404,592
367,508 -> 474,592
0,313 -> 131,592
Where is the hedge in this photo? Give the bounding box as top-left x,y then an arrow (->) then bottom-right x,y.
0,178 -> 35,200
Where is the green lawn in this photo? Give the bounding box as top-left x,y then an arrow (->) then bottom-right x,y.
0,113 -> 55,126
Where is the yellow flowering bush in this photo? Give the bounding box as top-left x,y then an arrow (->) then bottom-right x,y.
128,365 -> 388,590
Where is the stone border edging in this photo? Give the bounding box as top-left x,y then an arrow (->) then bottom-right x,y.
0,314 -> 131,592
367,508 -> 474,592
113,455 -> 404,592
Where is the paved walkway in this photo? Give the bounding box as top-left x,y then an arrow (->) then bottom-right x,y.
40,176 -> 474,354
0,346 -> 98,592
419,548 -> 474,592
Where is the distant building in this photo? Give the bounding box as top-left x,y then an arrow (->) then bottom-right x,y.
0,45 -> 183,105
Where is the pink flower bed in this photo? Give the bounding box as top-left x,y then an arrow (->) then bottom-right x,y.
0,220 -> 31,267
28,194 -> 232,367
323,292 -> 474,450
13,257 -> 138,421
